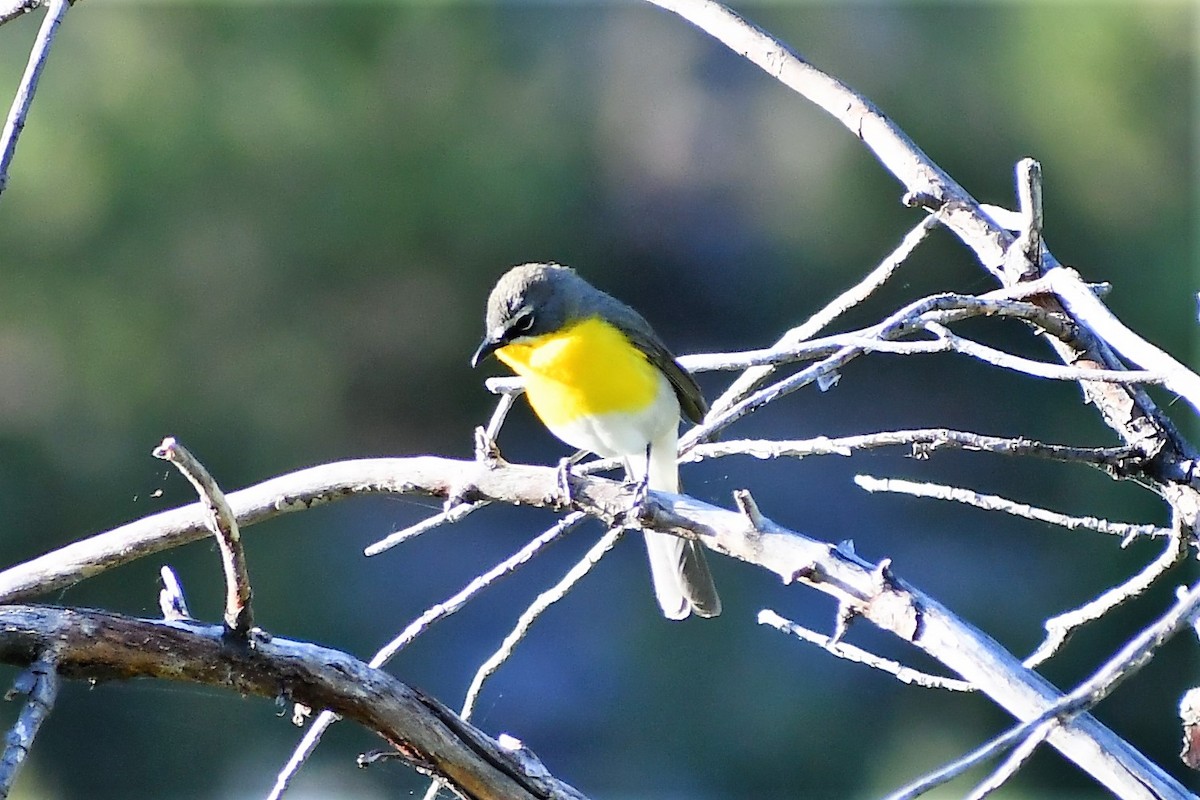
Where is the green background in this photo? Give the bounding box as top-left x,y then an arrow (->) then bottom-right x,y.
0,2 -> 1194,798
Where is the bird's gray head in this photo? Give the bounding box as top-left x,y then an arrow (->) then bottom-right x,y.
471,263 -> 594,366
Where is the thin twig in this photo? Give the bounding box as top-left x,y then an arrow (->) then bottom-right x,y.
1003,157 -> 1044,283
460,526 -> 626,721
484,390 -> 518,445
963,721 -> 1052,800
683,428 -> 1138,471
421,775 -> 446,800
152,437 -> 254,637
421,526 -> 626,800
422,525 -> 624,800
681,297 -> 1074,374
854,475 -> 1167,541
679,293 -> 1077,450
0,654 -> 58,798
882,716 -> 1045,800
0,0 -> 68,197
268,513 -> 586,800
364,501 -> 485,557
718,324 -> 1159,387
820,331 -> 1163,385
158,565 -> 190,621
379,511 -> 587,667
1025,524 -> 1187,668
267,715 -> 334,800
1033,573 -> 1200,758
923,322 -> 1164,385
710,214 -> 939,415
759,609 -> 971,691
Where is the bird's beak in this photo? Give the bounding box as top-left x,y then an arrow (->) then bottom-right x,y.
471,337 -> 499,368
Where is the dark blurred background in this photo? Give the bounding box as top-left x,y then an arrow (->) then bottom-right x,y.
0,2 -> 1194,798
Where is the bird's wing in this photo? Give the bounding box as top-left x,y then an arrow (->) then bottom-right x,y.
623,326 -> 708,425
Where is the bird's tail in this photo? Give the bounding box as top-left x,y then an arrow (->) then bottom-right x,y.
636,427 -> 722,620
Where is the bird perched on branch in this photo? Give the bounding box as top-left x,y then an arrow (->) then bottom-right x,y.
471,263 -> 721,620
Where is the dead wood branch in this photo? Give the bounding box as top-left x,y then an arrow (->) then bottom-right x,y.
0,456 -> 1184,797
0,605 -> 587,800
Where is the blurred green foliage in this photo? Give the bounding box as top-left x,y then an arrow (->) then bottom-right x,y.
0,2 -> 1194,798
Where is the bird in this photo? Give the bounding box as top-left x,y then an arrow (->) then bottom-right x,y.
471,262 -> 721,620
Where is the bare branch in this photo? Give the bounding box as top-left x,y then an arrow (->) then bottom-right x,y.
382,512 -> 587,668
683,428 -> 1138,472
269,714 -> 330,800
854,475 -> 1167,541
486,293 -> 1086,420
676,295 -> 1076,375
632,491 -> 1189,797
758,609 -> 971,691
890,576 -> 1200,800
817,328 -> 1164,385
0,456 -> 523,603
0,606 -> 588,800
921,322 -> 1166,386
1004,157 -> 1044,283
1072,574 -> 1200,716
460,526 -> 625,721
710,214 -> 939,414
679,293 -> 1084,449
1025,527 -> 1187,668
484,390 -> 519,445
0,654 -> 58,797
963,723 -> 1052,800
883,717 -> 1047,800
364,501 -> 485,557
0,0 -> 68,198
153,437 -> 254,637
0,454 -> 1189,796
644,0 -> 1200,549
270,512 -> 586,800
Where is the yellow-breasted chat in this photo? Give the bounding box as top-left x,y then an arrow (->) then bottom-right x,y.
471,263 -> 720,620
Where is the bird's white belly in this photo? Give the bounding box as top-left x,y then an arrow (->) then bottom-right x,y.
545,373 -> 680,459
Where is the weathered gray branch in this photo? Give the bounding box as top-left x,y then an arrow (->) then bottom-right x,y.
0,456 -> 1187,798
0,605 -> 587,800
153,437 -> 254,636
647,0 -> 1200,534
0,0 -> 69,197
0,654 -> 58,797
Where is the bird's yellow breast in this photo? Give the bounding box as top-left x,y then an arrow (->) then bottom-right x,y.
495,316 -> 661,428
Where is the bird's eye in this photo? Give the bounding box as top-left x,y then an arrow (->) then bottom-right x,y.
511,311 -> 535,334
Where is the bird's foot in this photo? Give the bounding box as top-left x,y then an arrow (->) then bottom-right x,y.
622,469 -> 651,509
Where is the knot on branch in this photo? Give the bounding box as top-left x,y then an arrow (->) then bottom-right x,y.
863,559 -> 922,642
